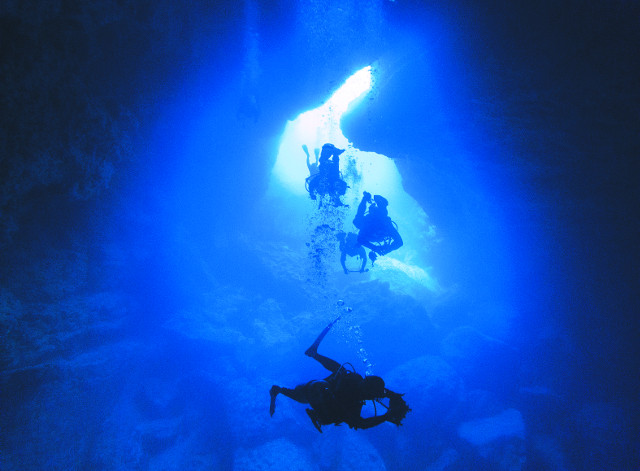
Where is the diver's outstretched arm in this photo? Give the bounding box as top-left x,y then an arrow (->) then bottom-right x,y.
353,413 -> 391,430
352,192 -> 370,229
305,316 -> 342,373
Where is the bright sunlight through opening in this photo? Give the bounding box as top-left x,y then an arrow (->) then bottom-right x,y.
272,65 -> 373,193
268,64 -> 441,299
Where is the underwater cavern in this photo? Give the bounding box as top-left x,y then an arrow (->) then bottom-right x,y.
1,0 -> 638,469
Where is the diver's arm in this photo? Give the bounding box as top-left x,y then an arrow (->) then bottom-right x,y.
353,412 -> 391,430
352,193 -> 370,228
382,390 -> 411,426
383,388 -> 402,399
358,194 -> 370,214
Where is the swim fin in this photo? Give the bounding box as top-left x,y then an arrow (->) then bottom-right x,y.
305,316 -> 342,357
306,408 -> 323,433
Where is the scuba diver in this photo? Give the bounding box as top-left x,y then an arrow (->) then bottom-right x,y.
336,231 -> 367,274
269,316 -> 410,432
353,192 -> 403,265
306,143 -> 349,207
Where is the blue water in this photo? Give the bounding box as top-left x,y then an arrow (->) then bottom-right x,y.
1,1 -> 638,470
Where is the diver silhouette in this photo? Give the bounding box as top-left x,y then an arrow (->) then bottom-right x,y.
269,316 -> 410,432
337,231 -> 367,274
353,192 -> 403,265
306,143 -> 349,207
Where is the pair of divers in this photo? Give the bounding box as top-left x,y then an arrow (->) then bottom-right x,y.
304,143 -> 404,271
336,191 -> 404,273
270,316 -> 410,432
335,193 -> 404,272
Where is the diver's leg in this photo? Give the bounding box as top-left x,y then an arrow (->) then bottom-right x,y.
272,382 -> 327,431
358,246 -> 367,272
340,251 -> 348,274
312,353 -> 341,373
270,383 -> 313,416
305,316 -> 341,356
273,385 -> 309,403
305,317 -> 342,373
357,232 -> 378,252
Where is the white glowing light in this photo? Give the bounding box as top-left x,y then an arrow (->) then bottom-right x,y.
272,66 -> 373,193
325,65 -> 372,117
371,257 -> 442,295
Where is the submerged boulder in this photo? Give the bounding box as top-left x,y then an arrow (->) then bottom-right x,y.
529,434 -> 569,471
312,428 -> 386,471
385,355 -> 464,428
441,326 -> 518,392
457,408 -> 526,471
234,438 -> 317,471
223,377 -> 280,443
425,448 -> 461,471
